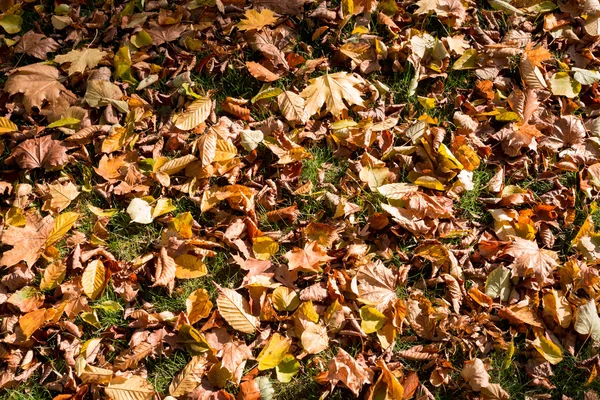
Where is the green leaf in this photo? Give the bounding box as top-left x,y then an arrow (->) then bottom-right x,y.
91,300 -> 123,313
48,117 -> 81,128
485,267 -> 511,302
453,49 -> 478,70
0,15 -> 23,34
275,354 -> 300,383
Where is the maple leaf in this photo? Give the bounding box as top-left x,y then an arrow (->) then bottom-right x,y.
0,212 -> 54,268
504,238 -> 559,285
4,63 -> 76,112
146,22 -> 186,45
356,260 -> 398,311
300,71 -> 366,118
322,348 -> 374,396
54,48 -> 108,76
237,9 -> 279,31
11,135 -> 69,170
42,181 -> 80,212
253,0 -> 312,15
550,115 -> 586,148
15,31 -> 59,60
283,241 -> 334,272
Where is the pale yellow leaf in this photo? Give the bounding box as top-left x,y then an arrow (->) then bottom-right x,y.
216,285 -> 260,334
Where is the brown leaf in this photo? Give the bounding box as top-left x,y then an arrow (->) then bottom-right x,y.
283,241 -> 334,272
503,238 -> 559,285
11,136 -> 69,170
153,247 -> 177,293
324,348 -> 374,396
4,63 -> 76,112
461,358 -> 489,391
14,31 -> 59,60
246,61 -> 280,82
0,212 -> 54,268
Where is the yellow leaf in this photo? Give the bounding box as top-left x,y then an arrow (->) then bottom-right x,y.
237,9 -> 278,31
360,306 -> 387,334
532,329 -> 563,365
40,260 -> 66,291
54,48 -> 108,76
253,236 -> 279,260
186,288 -> 213,325
272,286 -> 300,312
113,45 -> 137,84
169,355 -> 208,397
413,175 -> 445,190
152,198 -> 176,219
216,285 -> 260,334
300,71 -> 366,118
257,333 -> 291,370
275,354 -> 300,383
0,116 -> 18,133
418,96 -> 436,109
158,154 -> 197,175
175,254 -> 208,279
105,376 -> 154,400
173,95 -> 212,131
549,71 -> 581,98
453,49 -> 478,70
214,139 -> 238,162
82,260 -> 106,300
45,211 -> 79,247
19,308 -> 47,339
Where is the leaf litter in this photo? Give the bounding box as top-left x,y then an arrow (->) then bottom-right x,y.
1,0 -> 600,399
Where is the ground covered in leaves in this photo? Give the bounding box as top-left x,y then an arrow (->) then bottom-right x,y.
4,0 -> 600,399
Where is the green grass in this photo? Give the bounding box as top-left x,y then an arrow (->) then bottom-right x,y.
457,167 -> 493,221
105,212 -> 163,261
146,350 -> 191,394
300,145 -> 348,188
0,376 -> 53,400
144,251 -> 238,314
488,342 -> 600,399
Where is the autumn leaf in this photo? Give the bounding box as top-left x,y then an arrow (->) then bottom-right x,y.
169,355 -> 208,397
574,301 -> 600,342
4,63 -> 76,112
82,260 -> 107,300
283,241 -> 333,272
153,247 -> 177,293
173,95 -> 212,131
54,48 -> 108,76
11,135 -> 69,170
356,261 -> 398,311
104,376 -> 155,400
186,288 -> 213,324
504,238 -> 559,285
300,71 -> 366,117
237,9 -> 279,31
277,90 -> 308,124
216,285 -> 260,334
322,348 -> 374,396
0,213 -> 54,268
256,333 -> 291,370
42,181 -> 80,212
246,61 -> 280,82
15,31 -> 59,60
